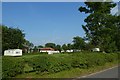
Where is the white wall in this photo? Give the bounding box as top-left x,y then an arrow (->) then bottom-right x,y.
40,50 -> 59,54
66,50 -> 73,52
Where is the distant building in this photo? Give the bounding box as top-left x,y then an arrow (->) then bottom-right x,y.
92,48 -> 100,52
39,48 -> 54,51
39,48 -> 59,54
4,49 -> 22,56
73,49 -> 81,52
66,50 -> 74,52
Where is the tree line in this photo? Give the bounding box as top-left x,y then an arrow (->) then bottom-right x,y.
1,25 -> 87,53
33,36 -> 86,52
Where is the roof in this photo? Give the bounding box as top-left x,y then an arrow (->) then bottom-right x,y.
5,49 -> 22,51
39,48 -> 54,51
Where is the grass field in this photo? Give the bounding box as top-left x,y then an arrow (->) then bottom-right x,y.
2,52 -> 119,78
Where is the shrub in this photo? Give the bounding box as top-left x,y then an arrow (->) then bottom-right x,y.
28,55 -> 50,73
2,57 -> 24,78
2,52 -> 118,77
105,53 -> 118,62
27,55 -> 72,73
71,54 -> 87,69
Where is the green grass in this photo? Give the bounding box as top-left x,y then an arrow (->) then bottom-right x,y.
0,56 -> 2,79
15,60 -> 118,78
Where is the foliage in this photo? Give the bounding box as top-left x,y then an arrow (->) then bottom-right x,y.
23,40 -> 34,49
62,44 -> 68,51
2,52 -> 118,78
37,45 -> 43,48
28,55 -> 72,73
45,43 -> 56,49
114,16 -> 120,51
79,2 -> 119,52
55,45 -> 62,52
72,36 -> 86,50
67,43 -> 73,50
71,54 -> 87,68
2,57 -> 24,78
33,46 -> 38,52
2,25 -> 25,54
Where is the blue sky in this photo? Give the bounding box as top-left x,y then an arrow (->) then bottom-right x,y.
2,2 -> 87,46
2,2 -> 118,46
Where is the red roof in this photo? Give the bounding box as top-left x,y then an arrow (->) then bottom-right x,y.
39,48 -> 54,51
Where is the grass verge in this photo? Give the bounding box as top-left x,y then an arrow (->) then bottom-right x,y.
16,60 -> 118,78
0,56 -> 2,79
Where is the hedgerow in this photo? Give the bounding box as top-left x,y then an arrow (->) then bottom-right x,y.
2,53 -> 118,78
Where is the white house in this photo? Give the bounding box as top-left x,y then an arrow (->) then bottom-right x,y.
4,49 -> 22,56
39,48 -> 59,54
92,48 -> 100,52
66,50 -> 74,52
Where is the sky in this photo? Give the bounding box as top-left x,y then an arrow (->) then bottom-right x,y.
2,2 -> 87,46
111,2 -> 119,15
2,2 -> 119,46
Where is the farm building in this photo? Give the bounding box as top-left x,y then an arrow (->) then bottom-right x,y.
39,48 -> 59,54
4,49 -> 22,56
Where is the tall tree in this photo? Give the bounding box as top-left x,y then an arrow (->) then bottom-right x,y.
62,44 -> 68,52
33,46 -> 38,52
72,36 -> 85,50
45,43 -> 56,49
2,25 -> 25,53
55,44 -> 62,52
79,2 -> 118,52
0,26 -> 2,55
38,45 -> 43,48
67,43 -> 73,50
114,15 -> 120,51
24,40 -> 34,49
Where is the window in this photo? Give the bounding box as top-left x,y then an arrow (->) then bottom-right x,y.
16,52 -> 20,54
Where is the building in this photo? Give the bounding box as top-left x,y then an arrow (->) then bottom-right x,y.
92,48 -> 100,52
4,49 -> 22,56
39,48 -> 59,54
66,50 -> 74,52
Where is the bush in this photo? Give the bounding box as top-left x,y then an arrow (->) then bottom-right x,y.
28,55 -> 50,73
71,54 -> 87,68
27,55 -> 72,73
2,57 -> 24,78
2,52 -> 118,77
105,53 -> 118,62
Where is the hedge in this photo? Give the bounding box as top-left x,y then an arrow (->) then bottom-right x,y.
2,53 -> 118,78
